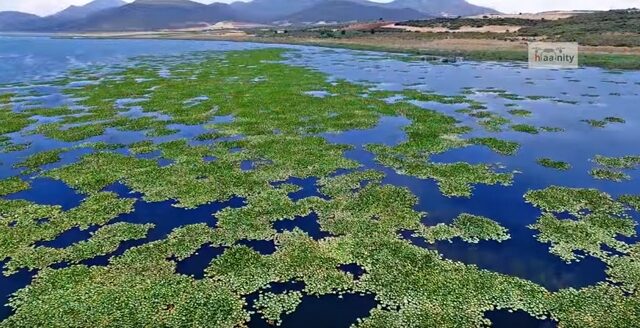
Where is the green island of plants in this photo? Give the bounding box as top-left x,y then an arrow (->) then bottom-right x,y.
537,158 -> 572,171
525,186 -> 636,262
414,213 -> 511,244
14,149 -> 65,173
593,155 -> 640,169
511,124 -> 540,134
253,291 -> 303,325
508,109 -> 532,117
589,155 -> 640,181
590,168 -> 631,182
470,137 -> 520,156
619,195 -> 640,211
0,137 -> 31,153
582,117 -> 626,128
0,177 -> 29,196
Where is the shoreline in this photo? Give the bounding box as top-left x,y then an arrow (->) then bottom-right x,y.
54,31 -> 640,70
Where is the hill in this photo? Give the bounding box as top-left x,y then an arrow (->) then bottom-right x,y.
59,0 -> 238,31
0,0 -> 500,31
395,9 -> 640,47
0,11 -> 41,31
519,9 -> 640,46
230,0 -> 323,22
282,0 -> 427,23
52,0 -> 126,21
386,0 -> 498,16
16,0 -> 129,31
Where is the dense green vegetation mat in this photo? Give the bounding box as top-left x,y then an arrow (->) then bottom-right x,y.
520,9 -> 640,47
0,48 -> 639,327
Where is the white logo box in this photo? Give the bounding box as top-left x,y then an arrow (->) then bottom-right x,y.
528,42 -> 579,69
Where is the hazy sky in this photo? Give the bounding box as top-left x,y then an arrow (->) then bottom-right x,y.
1,0 -> 638,16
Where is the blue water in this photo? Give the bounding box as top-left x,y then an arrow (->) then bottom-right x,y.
175,243 -> 227,279
1,35 -> 639,327
0,35 -> 283,84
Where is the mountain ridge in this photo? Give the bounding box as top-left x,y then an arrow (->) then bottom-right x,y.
53,0 -> 127,20
282,0 -> 428,23
0,0 -> 499,31
0,11 -> 42,31
57,0 -> 237,31
386,0 -> 498,16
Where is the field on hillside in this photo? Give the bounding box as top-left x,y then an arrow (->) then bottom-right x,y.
395,9 -> 640,47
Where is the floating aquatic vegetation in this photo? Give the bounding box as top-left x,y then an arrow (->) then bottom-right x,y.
0,177 -> 29,196
582,117 -> 625,129
589,155 -> 639,181
478,114 -> 511,132
582,119 -> 607,128
548,283 -> 640,327
253,291 -> 303,325
540,126 -> 564,133
468,111 -> 494,119
0,107 -> 33,135
315,178 -> 424,237
470,138 -> 520,156
86,142 -> 126,151
128,140 -> 157,155
605,243 -> 640,293
0,137 -> 31,153
34,122 -> 107,142
402,90 -> 469,104
498,93 -> 526,101
526,95 -> 552,101
195,131 -> 226,141
206,245 -> 276,294
213,186 -> 314,242
604,117 -> 626,124
524,186 -> 626,216
508,109 -> 532,117
511,124 -> 539,134
553,99 -> 579,105
1,47 -> 638,327
0,93 -> 12,105
525,186 -> 636,262
14,149 -> 65,173
370,144 -> 513,197
0,192 -> 136,265
415,213 -> 510,244
528,212 -> 634,262
619,195 -> 640,211
4,222 -> 153,274
1,143 -> 31,153
25,107 -> 78,117
593,155 -> 640,169
317,170 -> 384,199
4,257 -> 249,327
362,102 -> 513,197
472,89 -> 525,101
333,235 -> 549,327
537,158 -> 571,171
589,168 -> 631,182
454,100 -> 517,133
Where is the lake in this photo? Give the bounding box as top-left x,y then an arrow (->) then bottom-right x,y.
0,35 -> 638,327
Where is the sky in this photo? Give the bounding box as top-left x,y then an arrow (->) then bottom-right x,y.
0,0 -> 638,16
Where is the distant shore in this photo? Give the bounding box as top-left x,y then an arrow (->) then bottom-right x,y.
59,30 -> 640,70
